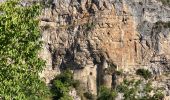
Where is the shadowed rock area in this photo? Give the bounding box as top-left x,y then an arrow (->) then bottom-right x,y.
38,0 -> 170,99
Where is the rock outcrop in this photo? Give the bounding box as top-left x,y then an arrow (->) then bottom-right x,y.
39,0 -> 170,98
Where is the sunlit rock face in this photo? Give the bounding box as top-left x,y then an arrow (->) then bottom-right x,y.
39,0 -> 170,97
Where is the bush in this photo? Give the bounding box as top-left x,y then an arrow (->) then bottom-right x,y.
136,69 -> 152,80
51,69 -> 80,100
152,91 -> 164,100
51,80 -> 72,100
97,86 -> 117,100
116,79 -> 165,100
116,79 -> 140,100
55,70 -> 74,85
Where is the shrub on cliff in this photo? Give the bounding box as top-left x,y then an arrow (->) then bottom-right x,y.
116,79 -> 164,100
152,91 -> 164,100
97,86 -> 117,100
51,69 -> 80,100
136,68 -> 152,80
116,79 -> 141,100
0,0 -> 50,99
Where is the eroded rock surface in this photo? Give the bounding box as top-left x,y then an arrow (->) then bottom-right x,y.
39,0 -> 170,98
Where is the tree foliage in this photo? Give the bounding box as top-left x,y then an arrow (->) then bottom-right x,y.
51,70 -> 80,100
0,0 -> 50,99
97,86 -> 117,100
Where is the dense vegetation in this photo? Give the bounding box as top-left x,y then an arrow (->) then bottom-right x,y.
97,86 -> 117,100
0,0 -> 50,99
51,70 -> 80,100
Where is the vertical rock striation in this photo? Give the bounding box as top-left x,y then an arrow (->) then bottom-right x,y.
39,0 -> 170,97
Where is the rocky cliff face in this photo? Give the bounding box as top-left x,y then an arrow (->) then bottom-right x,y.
39,0 -> 170,98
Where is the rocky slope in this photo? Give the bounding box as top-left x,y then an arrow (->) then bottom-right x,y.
39,0 -> 170,99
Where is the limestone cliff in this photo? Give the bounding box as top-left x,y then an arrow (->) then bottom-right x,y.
39,0 -> 170,99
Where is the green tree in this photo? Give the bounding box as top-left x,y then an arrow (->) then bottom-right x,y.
52,80 -> 72,100
51,70 -> 80,100
0,0 -> 50,99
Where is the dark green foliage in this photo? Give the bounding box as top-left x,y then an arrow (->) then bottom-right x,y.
55,70 -> 74,86
52,80 -> 72,100
136,69 -> 152,80
97,86 -> 117,100
0,0 -> 50,99
154,21 -> 170,29
51,70 -> 80,100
